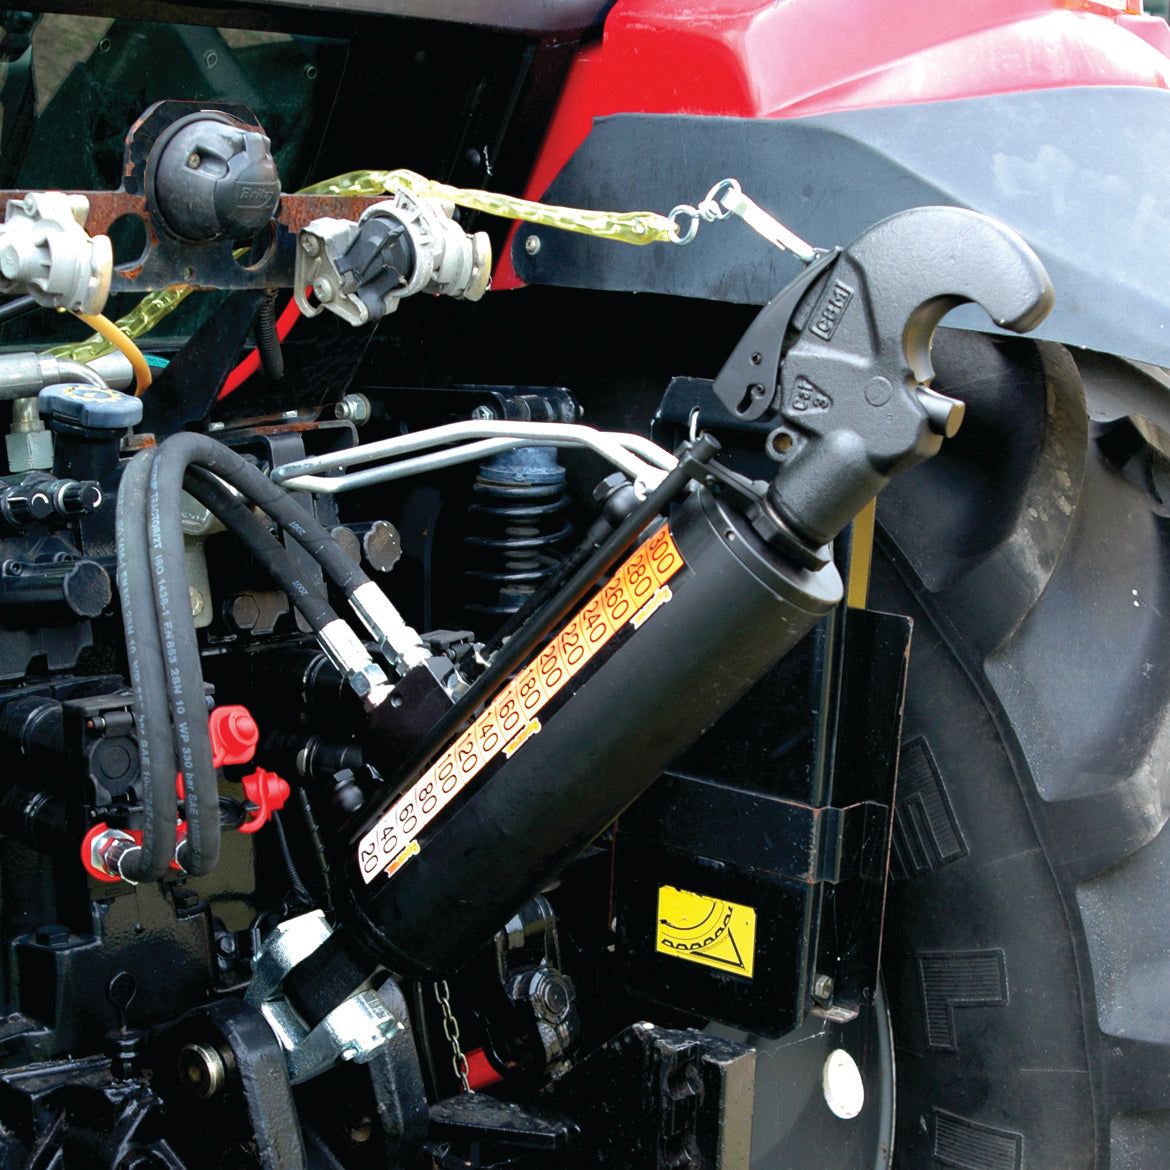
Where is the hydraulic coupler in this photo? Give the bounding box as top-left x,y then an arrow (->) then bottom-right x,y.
342,206 -> 1054,976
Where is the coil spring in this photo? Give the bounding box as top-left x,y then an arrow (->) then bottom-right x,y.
463,448 -> 572,625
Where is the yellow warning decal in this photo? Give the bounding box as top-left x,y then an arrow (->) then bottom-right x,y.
656,885 -> 757,980
356,523 -> 686,884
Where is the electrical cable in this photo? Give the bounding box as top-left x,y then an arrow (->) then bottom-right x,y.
271,811 -> 313,905
217,295 -> 300,401
71,311 -> 152,395
113,448 -> 179,881
255,292 -> 284,383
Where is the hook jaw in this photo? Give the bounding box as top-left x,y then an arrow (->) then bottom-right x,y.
713,205 -> 1054,552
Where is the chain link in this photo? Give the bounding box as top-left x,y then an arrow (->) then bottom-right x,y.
302,168 -> 677,246
433,979 -> 471,1092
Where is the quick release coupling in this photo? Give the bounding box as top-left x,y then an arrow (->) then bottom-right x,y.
0,193 -> 112,314
295,189 -> 491,326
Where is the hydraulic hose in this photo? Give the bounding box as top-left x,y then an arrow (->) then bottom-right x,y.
183,467 -> 339,635
144,451 -> 219,874
143,453 -> 360,875
153,432 -> 372,599
114,449 -> 354,880
114,448 -> 179,881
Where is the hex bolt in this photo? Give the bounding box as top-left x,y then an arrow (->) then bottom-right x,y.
334,393 -> 371,425
470,404 -> 496,421
538,976 -> 570,1021
177,1042 -> 228,1099
812,973 -> 835,1001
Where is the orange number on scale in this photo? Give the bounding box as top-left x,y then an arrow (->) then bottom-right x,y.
518,666 -> 543,712
538,647 -> 564,690
602,578 -> 632,624
561,621 -> 586,667
497,692 -> 522,735
477,714 -> 501,756
583,599 -> 611,645
626,556 -> 654,599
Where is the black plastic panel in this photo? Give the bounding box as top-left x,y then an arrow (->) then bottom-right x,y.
514,87 -> 1170,367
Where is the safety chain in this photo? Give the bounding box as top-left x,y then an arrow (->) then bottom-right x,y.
433,979 -> 471,1092
302,168 -> 676,246
54,171 -> 818,362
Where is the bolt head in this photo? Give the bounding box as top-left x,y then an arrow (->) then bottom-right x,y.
525,234 -> 541,256
0,243 -> 20,278
300,233 -> 321,257
185,152 -> 201,169
313,276 -> 335,302
812,974 -> 834,1001
470,404 -> 496,421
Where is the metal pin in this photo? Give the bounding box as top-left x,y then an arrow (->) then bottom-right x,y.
716,182 -> 817,263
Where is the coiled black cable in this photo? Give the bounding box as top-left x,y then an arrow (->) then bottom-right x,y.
255,292 -> 284,382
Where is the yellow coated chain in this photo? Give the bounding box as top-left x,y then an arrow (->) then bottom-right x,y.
51,171 -> 800,362
299,169 -> 677,246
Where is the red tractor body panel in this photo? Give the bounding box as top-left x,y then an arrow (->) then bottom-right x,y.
497,0 -> 1170,287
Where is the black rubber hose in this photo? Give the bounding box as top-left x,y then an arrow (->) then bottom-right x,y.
114,448 -> 179,881
145,451 -> 219,875
183,467 -> 338,634
0,295 -> 38,325
147,449 -> 357,875
255,292 -> 284,382
153,432 -> 372,598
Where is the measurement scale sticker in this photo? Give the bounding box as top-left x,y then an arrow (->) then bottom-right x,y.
656,885 -> 757,980
356,523 -> 686,883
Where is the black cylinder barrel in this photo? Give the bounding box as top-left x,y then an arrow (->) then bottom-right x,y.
342,486 -> 842,976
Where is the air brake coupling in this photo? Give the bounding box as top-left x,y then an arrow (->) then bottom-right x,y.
0,192 -> 112,314
295,189 -> 491,326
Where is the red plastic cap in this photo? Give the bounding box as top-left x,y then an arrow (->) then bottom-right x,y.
465,1048 -> 504,1090
238,768 -> 291,834
209,705 -> 259,768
